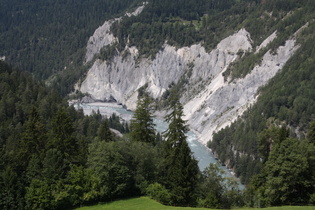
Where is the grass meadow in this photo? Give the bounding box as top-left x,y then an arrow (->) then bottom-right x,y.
76,197 -> 315,210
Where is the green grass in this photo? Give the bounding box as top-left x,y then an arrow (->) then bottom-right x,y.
76,197 -> 315,210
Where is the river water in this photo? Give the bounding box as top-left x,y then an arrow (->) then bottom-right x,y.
72,102 -> 234,176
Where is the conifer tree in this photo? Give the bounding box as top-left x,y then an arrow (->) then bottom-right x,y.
97,119 -> 113,142
130,94 -> 156,145
47,107 -> 78,161
19,108 -> 47,169
162,92 -> 199,206
308,119 -> 315,144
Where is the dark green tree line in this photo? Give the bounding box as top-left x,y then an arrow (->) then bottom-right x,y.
130,94 -> 156,145
161,92 -> 199,206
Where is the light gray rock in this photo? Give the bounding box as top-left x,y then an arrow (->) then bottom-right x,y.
78,16 -> 302,146
80,96 -> 96,103
79,29 -> 253,110
255,31 -> 277,53
186,39 -> 298,145
84,4 -> 146,63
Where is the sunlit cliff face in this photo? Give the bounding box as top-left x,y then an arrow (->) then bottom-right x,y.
78,6 -> 301,145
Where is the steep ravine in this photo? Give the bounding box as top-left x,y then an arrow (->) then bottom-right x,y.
77,10 -> 302,148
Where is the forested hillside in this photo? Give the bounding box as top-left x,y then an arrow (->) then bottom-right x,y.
0,0 -> 141,93
0,61 -> 244,209
0,61 -> 133,209
1,0 -> 315,209
209,1 -> 315,184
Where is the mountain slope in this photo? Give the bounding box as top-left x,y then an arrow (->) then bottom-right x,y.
76,0 -> 315,183
0,0 -> 141,80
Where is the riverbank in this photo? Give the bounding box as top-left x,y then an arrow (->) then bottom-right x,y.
69,100 -> 133,121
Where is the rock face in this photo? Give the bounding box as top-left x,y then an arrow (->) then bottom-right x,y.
80,28 -> 253,110
185,38 -> 298,145
78,10 -> 301,145
85,4 -> 146,63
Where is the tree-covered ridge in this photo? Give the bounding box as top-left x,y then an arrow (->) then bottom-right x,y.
224,0 -> 315,81
108,0 -> 313,61
209,19 -> 315,185
0,0 -> 140,80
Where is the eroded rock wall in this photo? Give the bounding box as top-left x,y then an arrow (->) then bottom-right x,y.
78,9 -> 301,146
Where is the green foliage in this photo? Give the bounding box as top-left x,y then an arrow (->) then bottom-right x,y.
0,62 -> 133,209
25,179 -> 53,210
161,93 -> 199,206
87,140 -> 161,202
258,126 -> 289,163
247,137 -> 315,207
0,0 -> 140,81
210,21 -> 315,184
198,163 -> 244,209
111,0 -> 256,60
130,94 -> 156,144
65,165 -> 101,205
308,119 -> 315,144
47,107 -> 79,162
224,1 -> 315,81
42,149 -> 67,183
87,141 -> 132,201
3,0 -> 315,208
96,120 -> 113,142
146,183 -> 171,205
18,108 -> 47,169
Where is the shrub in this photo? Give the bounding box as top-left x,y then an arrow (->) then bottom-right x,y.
146,183 -> 171,205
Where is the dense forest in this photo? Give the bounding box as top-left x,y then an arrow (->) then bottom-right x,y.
0,62 -> 244,209
0,0 -> 143,95
1,0 -> 315,209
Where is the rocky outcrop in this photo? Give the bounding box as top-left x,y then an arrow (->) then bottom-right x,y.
85,4 -> 146,63
255,31 -> 277,53
78,9 -> 302,146
79,28 -> 253,110
185,38 -> 298,145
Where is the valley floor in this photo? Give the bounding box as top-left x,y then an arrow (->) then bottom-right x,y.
75,197 -> 315,210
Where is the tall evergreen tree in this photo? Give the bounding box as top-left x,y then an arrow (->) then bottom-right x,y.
47,107 -> 78,162
97,119 -> 113,142
130,94 -> 156,145
308,119 -> 315,144
18,108 -> 47,169
249,137 -> 315,207
162,92 -> 199,206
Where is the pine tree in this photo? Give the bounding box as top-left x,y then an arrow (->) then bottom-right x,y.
162,93 -> 199,206
47,107 -> 78,162
18,108 -> 47,169
308,119 -> 315,144
97,119 -> 113,142
130,94 -> 156,145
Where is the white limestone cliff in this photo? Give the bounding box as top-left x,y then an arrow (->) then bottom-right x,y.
185,38 -> 298,145
255,31 -> 277,53
85,4 -> 146,63
79,28 -> 252,110
78,13 -> 302,146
